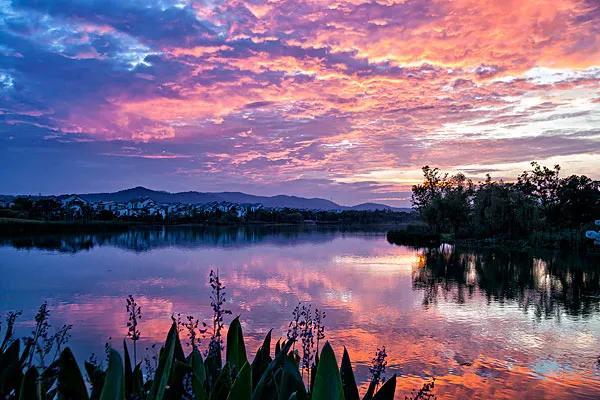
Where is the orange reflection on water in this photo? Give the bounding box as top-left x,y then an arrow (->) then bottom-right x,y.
3,231 -> 600,399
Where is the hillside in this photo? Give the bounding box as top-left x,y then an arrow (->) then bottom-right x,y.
74,187 -> 409,211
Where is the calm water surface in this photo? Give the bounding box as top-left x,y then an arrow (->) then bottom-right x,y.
1,227 -> 600,399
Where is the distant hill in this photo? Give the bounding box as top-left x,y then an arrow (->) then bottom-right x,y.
72,187 -> 410,212
349,202 -> 404,211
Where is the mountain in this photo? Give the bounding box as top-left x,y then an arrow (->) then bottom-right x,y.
349,202 -> 402,211
74,186 -> 409,212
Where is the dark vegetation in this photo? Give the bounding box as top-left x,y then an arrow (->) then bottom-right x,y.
0,271 -> 436,400
0,196 -> 414,233
388,162 -> 600,250
182,208 -> 413,226
0,218 -> 132,236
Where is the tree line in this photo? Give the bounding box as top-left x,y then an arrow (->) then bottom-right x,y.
410,162 -> 600,242
0,198 -> 414,226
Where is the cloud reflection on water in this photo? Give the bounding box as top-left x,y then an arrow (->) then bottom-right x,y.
1,227 -> 599,399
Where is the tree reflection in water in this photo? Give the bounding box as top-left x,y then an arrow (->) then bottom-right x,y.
412,244 -> 600,319
0,225 -> 386,253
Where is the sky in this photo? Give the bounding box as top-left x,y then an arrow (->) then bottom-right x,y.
0,0 -> 599,206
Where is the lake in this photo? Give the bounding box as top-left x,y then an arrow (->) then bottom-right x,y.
1,226 -> 599,399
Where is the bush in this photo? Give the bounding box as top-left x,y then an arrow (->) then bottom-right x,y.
387,224 -> 440,246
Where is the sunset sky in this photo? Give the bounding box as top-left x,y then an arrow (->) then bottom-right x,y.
1,0 -> 599,206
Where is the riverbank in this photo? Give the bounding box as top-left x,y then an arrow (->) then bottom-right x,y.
0,218 -> 136,235
386,225 -> 599,253
0,217 -> 409,236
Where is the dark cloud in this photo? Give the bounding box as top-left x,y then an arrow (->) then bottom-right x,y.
11,0 -> 220,47
0,0 -> 598,205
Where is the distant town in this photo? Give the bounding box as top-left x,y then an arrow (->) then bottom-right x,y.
1,194 -> 265,220
0,188 -> 413,229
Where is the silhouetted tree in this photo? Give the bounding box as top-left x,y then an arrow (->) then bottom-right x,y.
555,174 -> 600,227
516,162 -> 561,223
411,166 -> 473,234
411,162 -> 600,242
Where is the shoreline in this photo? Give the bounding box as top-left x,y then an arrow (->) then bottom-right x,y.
0,217 -> 407,236
386,228 -> 600,255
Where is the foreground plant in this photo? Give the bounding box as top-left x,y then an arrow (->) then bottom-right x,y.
0,273 -> 437,400
126,295 -> 142,366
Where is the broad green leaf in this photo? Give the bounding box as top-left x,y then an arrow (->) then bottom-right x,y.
226,316 -> 248,375
143,379 -> 153,396
251,339 -> 294,400
0,339 -> 22,396
85,361 -> 105,400
166,360 -> 192,399
39,359 -> 59,398
340,347 -> 359,400
372,375 -> 396,400
209,363 -> 232,400
0,319 -> 16,352
275,340 -> 281,357
57,347 -> 89,400
189,348 -> 207,400
19,367 -> 40,400
276,358 -> 307,400
204,344 -> 222,390
99,349 -> 124,400
19,341 -> 33,367
123,340 -> 132,397
227,361 -> 251,400
173,331 -> 185,363
260,330 -> 272,357
288,351 -> 300,368
309,360 -> 317,394
131,363 -> 144,397
149,322 -> 178,400
363,379 -> 377,400
311,342 -> 344,400
251,330 -> 272,390
165,326 -> 187,399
